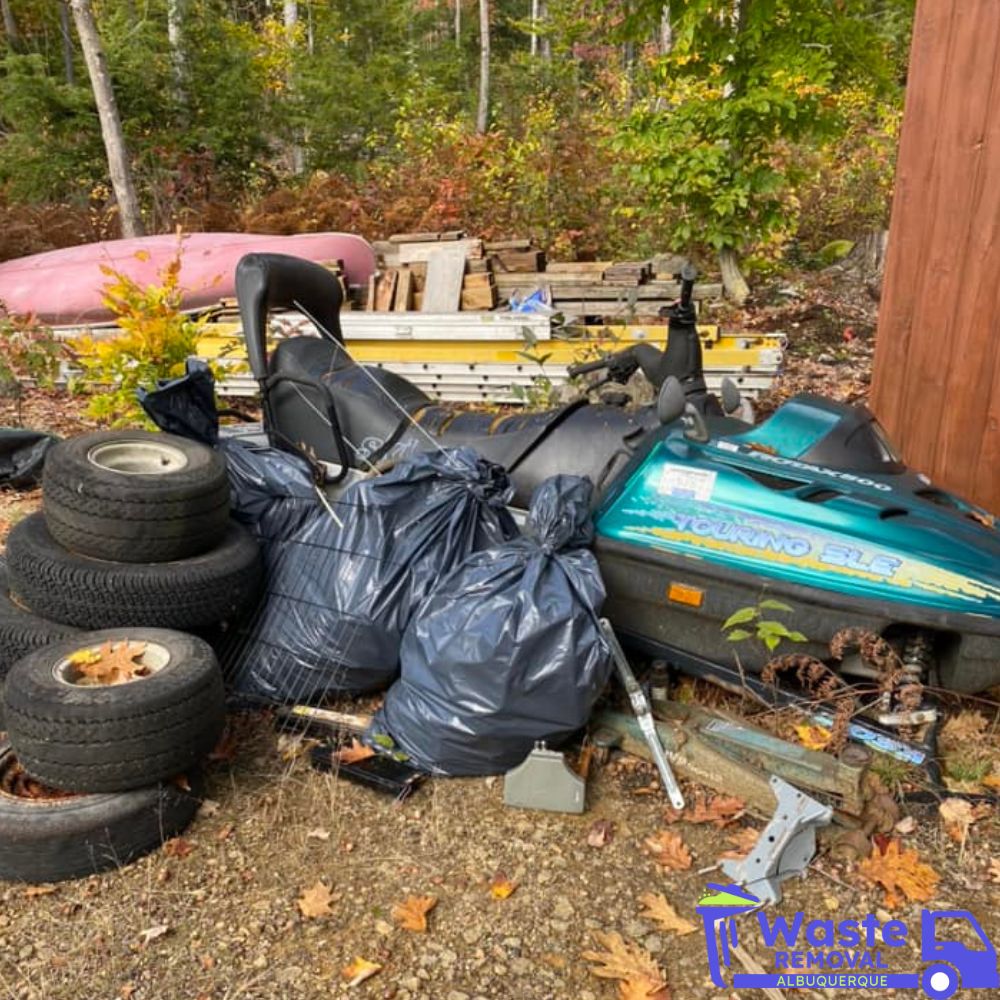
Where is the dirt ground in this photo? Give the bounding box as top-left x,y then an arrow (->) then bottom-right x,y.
1,285 -> 999,1000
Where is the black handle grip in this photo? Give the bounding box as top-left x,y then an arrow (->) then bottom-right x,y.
568,355 -> 612,377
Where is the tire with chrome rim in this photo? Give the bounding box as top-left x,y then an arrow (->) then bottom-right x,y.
42,430 -> 230,563
3,628 -> 225,793
0,741 -> 202,883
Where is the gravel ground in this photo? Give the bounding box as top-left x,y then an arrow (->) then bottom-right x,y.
0,712 -> 998,1000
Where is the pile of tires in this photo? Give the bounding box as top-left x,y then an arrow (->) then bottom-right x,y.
0,429 -> 261,882
6,430 -> 261,631
0,628 -> 222,883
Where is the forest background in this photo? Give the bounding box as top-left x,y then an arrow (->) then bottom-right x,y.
0,0 -> 914,287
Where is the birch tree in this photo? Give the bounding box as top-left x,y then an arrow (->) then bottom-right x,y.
70,0 -> 144,237
476,0 -> 490,134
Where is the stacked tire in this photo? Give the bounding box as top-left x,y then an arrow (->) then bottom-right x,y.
0,430 -> 259,883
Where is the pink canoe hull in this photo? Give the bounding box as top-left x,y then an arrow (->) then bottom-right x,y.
0,232 -> 376,326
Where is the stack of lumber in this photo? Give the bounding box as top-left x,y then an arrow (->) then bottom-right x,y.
368,232 -> 722,317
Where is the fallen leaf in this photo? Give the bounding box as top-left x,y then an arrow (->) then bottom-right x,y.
823,895 -> 840,912
667,794 -> 745,828
162,837 -> 194,859
983,773 -> 1000,791
216,823 -> 235,842
374,919 -> 394,936
643,830 -> 692,871
208,728 -> 238,763
23,885 -> 58,897
939,710 -> 989,749
138,924 -> 170,946
718,826 -> 760,861
71,640 -> 148,685
858,840 -> 939,908
489,873 -> 518,899
939,798 -> 977,845
639,892 -> 697,936
306,827 -> 331,841
333,739 -> 375,765
894,815 -> 917,836
587,819 -> 615,848
794,723 -> 833,751
988,858 -> 1000,884
341,957 -> 381,988
197,798 -> 220,818
120,983 -> 136,1000
391,894 -> 437,932
582,931 -> 669,1000
297,881 -> 335,919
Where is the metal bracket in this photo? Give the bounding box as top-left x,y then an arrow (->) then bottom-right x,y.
720,776 -> 832,905
504,743 -> 586,814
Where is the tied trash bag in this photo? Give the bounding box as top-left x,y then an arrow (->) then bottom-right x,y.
225,447 -> 518,703
0,429 -> 58,488
372,474 -> 612,776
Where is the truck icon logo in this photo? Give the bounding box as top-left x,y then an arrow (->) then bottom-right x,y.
697,883 -> 999,996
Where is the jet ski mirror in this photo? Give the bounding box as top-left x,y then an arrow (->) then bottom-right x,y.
720,378 -> 742,416
658,376 -> 710,442
657,377 -> 686,426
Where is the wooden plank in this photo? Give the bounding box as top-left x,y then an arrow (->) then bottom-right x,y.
460,284 -> 498,310
388,231 -> 444,244
421,248 -> 467,312
546,261 -> 609,275
365,273 -> 377,311
394,269 -> 413,312
462,272 -> 495,289
491,249 -> 545,272
484,238 -> 532,251
399,238 -> 483,264
465,257 -> 491,274
374,269 -> 398,311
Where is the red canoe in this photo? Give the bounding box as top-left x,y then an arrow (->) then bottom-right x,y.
0,232 -> 376,326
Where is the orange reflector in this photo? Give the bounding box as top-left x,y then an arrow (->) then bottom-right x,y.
668,582 -> 705,608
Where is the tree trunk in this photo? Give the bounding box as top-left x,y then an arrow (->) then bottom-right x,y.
539,1 -> 550,59
530,0 -> 538,56
659,3 -> 672,54
1,0 -> 19,48
59,1 -> 75,84
476,0 -> 490,134
70,0 -> 144,238
283,0 -> 304,174
719,248 -> 750,305
167,0 -> 187,107
454,0 -> 460,45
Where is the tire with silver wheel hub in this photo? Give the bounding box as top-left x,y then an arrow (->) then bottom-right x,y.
42,430 -> 230,563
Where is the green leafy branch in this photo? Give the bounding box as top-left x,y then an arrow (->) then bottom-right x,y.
722,598 -> 808,653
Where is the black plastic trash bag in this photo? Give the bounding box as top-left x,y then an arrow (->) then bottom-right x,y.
0,429 -> 58,488
371,474 -> 612,776
138,358 -> 220,445
225,447 -> 518,703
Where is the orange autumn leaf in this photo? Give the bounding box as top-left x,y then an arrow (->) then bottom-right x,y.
794,723 -> 833,751
489,873 -> 518,899
719,826 -> 760,861
341,956 -> 381,987
392,894 -> 437,932
988,858 -> 1000,884
686,794 -> 746,827
643,830 -> 692,871
162,837 -> 194,859
297,881 -> 335,919
638,892 -> 697,936
858,840 -> 939,909
333,739 -> 375,765
582,931 -> 670,1000
70,640 -> 148,685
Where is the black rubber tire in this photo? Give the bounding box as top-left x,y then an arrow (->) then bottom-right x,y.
6,513 -> 262,631
0,741 -> 203,883
0,560 -> 80,731
3,628 -> 226,793
0,561 -> 79,681
42,430 -> 230,563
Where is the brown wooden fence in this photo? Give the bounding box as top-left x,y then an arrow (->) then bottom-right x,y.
872,0 -> 1000,515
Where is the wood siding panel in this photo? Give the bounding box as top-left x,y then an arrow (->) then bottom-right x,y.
873,0 -> 1000,514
